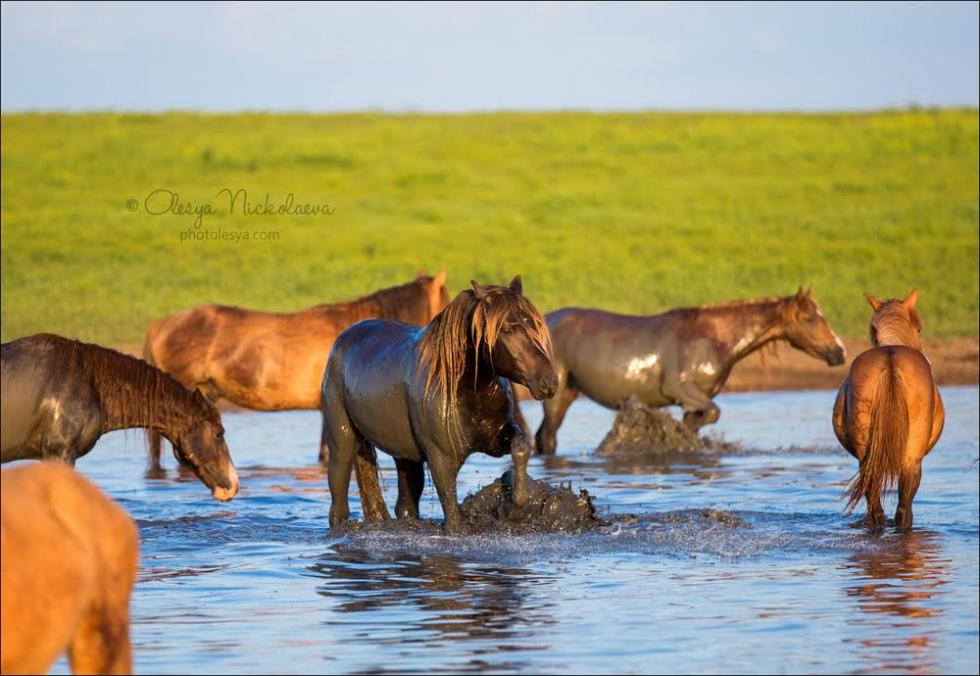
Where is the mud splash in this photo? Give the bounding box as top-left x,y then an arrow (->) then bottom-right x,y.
461,470 -> 602,533
596,396 -> 739,455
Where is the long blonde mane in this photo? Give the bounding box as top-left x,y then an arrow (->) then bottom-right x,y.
417,285 -> 551,416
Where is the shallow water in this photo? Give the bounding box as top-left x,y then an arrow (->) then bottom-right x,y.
46,387 -> 978,674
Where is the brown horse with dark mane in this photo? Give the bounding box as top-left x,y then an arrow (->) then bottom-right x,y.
143,271 -> 449,469
531,288 -> 847,454
2,462 -> 138,675
833,289 -> 944,529
1,333 -> 238,500
321,276 -> 557,534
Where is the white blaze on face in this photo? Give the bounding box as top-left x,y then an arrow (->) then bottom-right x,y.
626,354 -> 659,379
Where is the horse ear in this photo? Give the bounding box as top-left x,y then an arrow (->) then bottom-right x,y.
509,275 -> 523,295
864,292 -> 883,312
806,285 -> 813,297
434,269 -> 447,287
470,280 -> 489,301
795,286 -> 806,301
903,287 -> 918,309
192,387 -> 208,405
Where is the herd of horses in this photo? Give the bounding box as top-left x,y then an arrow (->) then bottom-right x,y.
0,270 -> 944,674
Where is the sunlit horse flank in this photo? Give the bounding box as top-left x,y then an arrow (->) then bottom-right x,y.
320,276 -> 558,534
1,462 -> 138,675
142,271 -> 449,471
833,289 -> 944,530
532,287 -> 847,454
0,333 -> 239,501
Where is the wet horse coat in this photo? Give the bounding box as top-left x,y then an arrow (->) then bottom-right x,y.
1,333 -> 238,501
143,272 -> 449,470
321,277 -> 558,534
534,289 -> 846,454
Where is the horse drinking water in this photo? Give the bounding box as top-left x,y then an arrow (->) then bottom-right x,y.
1,334 -> 238,501
534,288 -> 847,454
320,276 -> 557,534
833,289 -> 944,529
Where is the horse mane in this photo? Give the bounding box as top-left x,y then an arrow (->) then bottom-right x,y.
32,334 -> 219,433
312,277 -> 432,319
417,285 -> 551,415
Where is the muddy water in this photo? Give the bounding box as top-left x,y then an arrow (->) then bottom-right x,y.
46,387 -> 978,674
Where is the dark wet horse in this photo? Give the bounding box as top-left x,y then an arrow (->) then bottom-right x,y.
321,276 -> 558,534
533,288 -> 847,455
1,334 -> 239,500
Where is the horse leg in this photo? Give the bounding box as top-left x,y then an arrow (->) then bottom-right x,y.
68,520 -> 137,675
322,402 -> 358,529
895,462 -> 922,531
664,379 -> 719,431
424,448 -> 465,534
394,458 -> 425,519
145,430 -> 165,477
354,442 -> 390,523
535,373 -> 579,455
864,481 -> 885,529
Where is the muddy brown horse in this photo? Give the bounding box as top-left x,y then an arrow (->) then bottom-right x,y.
833,289 -> 944,529
321,276 -> 557,534
532,288 -> 846,454
2,462 -> 139,675
143,271 -> 449,470
1,334 -> 238,500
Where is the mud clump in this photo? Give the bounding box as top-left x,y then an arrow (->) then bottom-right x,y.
461,470 -> 603,533
596,396 -> 739,455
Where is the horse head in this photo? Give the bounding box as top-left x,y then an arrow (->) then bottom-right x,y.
782,286 -> 846,366
864,288 -> 923,350
172,389 -> 239,501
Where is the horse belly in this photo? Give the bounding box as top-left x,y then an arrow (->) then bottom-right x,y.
0,376 -> 45,460
344,384 -> 423,462
569,353 -> 669,409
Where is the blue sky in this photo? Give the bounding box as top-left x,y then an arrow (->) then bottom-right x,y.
1,1 -> 977,111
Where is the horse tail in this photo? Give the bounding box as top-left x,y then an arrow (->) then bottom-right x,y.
845,357 -> 908,512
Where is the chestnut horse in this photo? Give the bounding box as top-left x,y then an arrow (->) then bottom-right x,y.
1,334 -> 238,501
532,288 -> 847,454
143,271 -> 449,469
321,276 -> 557,534
1,462 -> 138,675
833,289 -> 944,529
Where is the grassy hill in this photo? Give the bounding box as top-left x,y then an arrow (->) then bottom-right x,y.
1,109 -> 977,346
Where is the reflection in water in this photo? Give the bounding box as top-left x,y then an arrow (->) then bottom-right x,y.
843,530 -> 951,674
306,548 -> 555,665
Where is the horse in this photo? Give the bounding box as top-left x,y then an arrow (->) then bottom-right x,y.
1,334 -> 239,501
320,276 -> 558,534
833,289 -> 944,529
143,271 -> 449,471
1,462 -> 139,675
532,287 -> 846,455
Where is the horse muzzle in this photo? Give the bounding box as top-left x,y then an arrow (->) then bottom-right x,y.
528,373 -> 559,400
211,466 -> 240,502
825,345 -> 847,366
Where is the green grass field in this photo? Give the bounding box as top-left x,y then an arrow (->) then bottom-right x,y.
1,110 -> 977,346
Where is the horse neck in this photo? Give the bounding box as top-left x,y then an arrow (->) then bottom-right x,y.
704,300 -> 787,366
95,362 -> 198,439
874,315 -> 919,348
